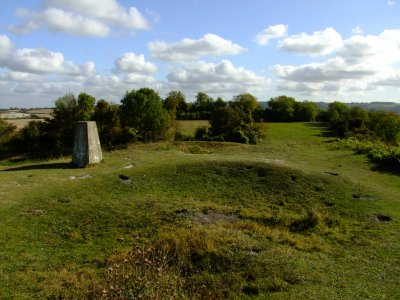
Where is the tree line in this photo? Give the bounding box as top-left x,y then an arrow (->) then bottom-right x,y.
1,89 -> 399,159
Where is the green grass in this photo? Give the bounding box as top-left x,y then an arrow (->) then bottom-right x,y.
176,119 -> 209,137
0,122 -> 399,299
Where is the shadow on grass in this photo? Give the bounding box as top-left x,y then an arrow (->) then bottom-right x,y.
371,163 -> 400,176
3,162 -> 74,172
303,122 -> 337,138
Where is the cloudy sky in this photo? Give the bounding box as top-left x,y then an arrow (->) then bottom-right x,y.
1,0 -> 400,108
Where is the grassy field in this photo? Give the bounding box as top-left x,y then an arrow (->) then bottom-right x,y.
0,122 -> 399,299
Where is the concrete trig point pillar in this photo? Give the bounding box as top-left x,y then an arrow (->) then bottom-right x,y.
72,121 -> 102,167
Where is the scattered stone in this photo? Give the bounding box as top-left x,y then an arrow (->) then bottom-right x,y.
265,159 -> 285,164
21,208 -> 45,216
123,163 -> 135,169
324,172 -> 339,176
324,200 -> 335,207
70,175 -> 91,180
353,194 -> 375,201
376,214 -> 392,222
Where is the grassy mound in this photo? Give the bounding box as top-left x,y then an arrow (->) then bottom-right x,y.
0,123 -> 399,299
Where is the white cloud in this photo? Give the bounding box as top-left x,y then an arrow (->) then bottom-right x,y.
0,35 -> 14,60
274,29 -> 400,97
254,24 -> 288,46
352,26 -> 363,34
11,0 -> 149,37
279,27 -> 343,56
114,52 -> 157,74
167,60 -> 270,96
42,8 -> 110,37
63,61 -> 96,76
387,0 -> 396,6
9,48 -> 65,73
338,33 -> 400,66
149,34 -> 245,62
44,0 -> 149,30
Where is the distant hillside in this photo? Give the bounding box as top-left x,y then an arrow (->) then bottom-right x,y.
259,101 -> 400,114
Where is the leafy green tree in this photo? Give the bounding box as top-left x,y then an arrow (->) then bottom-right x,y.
326,101 -> 350,136
368,111 -> 400,145
120,88 -> 171,142
0,119 -> 16,153
163,91 -> 186,119
214,97 -> 227,109
294,101 -> 318,122
210,106 -> 242,137
194,92 -> 214,119
205,93 -> 265,144
77,92 -> 96,121
48,93 -> 80,152
92,99 -> 123,147
348,106 -> 369,131
13,121 -> 44,153
231,93 -> 259,124
265,96 -> 296,122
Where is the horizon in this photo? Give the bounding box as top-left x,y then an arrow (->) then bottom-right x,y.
1,0 -> 400,108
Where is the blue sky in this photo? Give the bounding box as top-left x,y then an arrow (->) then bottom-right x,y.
0,0 -> 400,108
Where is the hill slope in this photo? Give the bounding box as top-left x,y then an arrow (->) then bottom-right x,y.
0,123 -> 399,299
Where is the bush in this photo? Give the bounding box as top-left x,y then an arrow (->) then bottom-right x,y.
0,119 -> 16,153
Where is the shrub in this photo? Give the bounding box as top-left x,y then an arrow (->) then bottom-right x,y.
0,119 -> 16,153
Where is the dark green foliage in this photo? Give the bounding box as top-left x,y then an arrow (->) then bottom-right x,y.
92,100 -> 125,147
210,106 -> 241,137
120,88 -> 171,142
12,121 -> 44,153
0,118 -> 16,153
163,90 -> 187,119
294,101 -> 318,122
265,95 -> 296,122
265,96 -> 318,122
369,111 -> 400,145
200,93 -> 265,144
194,92 -> 215,120
77,92 -> 96,121
45,93 -> 81,154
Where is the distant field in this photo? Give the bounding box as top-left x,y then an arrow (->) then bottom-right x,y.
2,108 -> 52,129
6,118 -> 45,129
0,122 -> 399,298
176,119 -> 209,136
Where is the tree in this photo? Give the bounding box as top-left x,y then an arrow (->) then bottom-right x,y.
92,99 -> 122,147
0,119 -> 16,153
205,93 -> 265,144
294,101 -> 318,122
231,93 -> 259,124
368,111 -> 400,145
194,92 -> 214,119
48,93 -> 80,152
265,96 -> 296,122
77,92 -> 96,121
327,101 -> 350,136
163,91 -> 186,119
120,88 -> 171,142
214,97 -> 227,109
348,106 -> 369,131
209,106 -> 241,137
